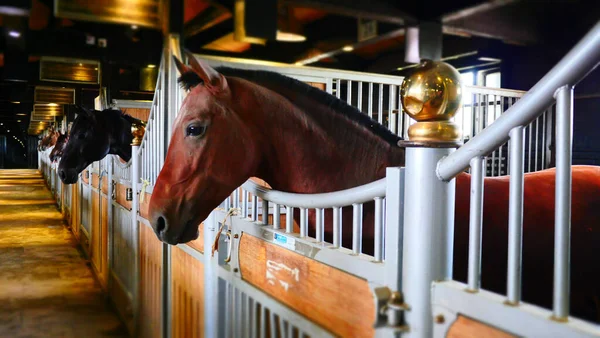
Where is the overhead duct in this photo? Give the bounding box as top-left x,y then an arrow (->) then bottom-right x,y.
34,86 -> 76,105
39,57 -> 100,84
54,0 -> 161,29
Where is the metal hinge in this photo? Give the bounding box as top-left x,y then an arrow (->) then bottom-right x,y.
372,287 -> 410,332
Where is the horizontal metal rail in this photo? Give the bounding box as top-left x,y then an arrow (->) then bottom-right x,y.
437,20 -> 600,181
241,177 -> 386,209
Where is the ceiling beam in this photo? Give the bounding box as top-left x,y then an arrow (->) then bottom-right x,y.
281,0 -> 416,25
441,0 -> 519,22
441,0 -> 538,45
296,27 -> 406,65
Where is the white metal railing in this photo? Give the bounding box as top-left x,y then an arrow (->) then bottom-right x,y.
238,178 -> 386,260
401,19 -> 600,338
138,56 -> 165,187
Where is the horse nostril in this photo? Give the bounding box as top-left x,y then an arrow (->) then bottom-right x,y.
58,170 -> 66,180
156,216 -> 168,237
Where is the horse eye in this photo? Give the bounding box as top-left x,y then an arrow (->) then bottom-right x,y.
77,133 -> 85,139
186,125 -> 206,137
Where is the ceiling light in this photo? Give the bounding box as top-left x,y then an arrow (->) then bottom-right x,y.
131,25 -> 138,30
342,45 -> 354,52
11,101 -> 20,104
16,113 -> 26,116
8,30 -> 20,38
47,103 -> 58,107
147,64 -> 156,68
17,120 -> 21,122
276,31 -> 306,42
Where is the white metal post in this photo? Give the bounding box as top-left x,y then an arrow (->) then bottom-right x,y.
204,211 -> 219,338
552,84 -> 573,320
131,144 -> 141,337
402,146 -> 456,338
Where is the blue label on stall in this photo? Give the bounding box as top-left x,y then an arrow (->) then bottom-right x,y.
274,233 -> 295,250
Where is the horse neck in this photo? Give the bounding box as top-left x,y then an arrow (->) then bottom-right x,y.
99,112 -> 133,161
235,80 -> 405,194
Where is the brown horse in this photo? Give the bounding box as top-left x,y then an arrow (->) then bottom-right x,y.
38,129 -> 60,151
148,55 -> 600,322
49,133 -> 69,163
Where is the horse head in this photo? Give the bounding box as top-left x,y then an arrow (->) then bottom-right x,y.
49,132 -> 69,163
149,53 -> 261,245
58,106 -> 112,184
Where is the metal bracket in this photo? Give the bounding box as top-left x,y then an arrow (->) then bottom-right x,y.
111,181 -> 116,200
84,170 -> 89,180
372,286 -> 410,332
126,187 -> 133,201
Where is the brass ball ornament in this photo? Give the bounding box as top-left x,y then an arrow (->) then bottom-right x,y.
400,59 -> 463,142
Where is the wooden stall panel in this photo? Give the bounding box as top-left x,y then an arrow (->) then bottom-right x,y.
116,183 -> 132,210
139,223 -> 163,338
139,192 -> 152,220
239,234 -> 375,338
70,181 -> 80,238
102,176 -> 108,195
91,191 -> 104,286
171,246 -> 205,338
92,173 -> 100,188
139,192 -> 204,253
447,316 -> 516,338
100,195 -> 109,286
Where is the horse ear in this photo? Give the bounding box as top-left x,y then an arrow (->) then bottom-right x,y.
75,105 -> 95,120
183,49 -> 227,91
173,55 -> 192,75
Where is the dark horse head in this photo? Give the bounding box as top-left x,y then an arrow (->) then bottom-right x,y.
58,105 -> 142,184
49,132 -> 68,163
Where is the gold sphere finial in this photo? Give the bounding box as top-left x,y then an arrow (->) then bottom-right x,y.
400,59 -> 463,143
131,121 -> 146,146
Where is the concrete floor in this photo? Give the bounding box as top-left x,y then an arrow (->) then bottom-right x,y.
0,169 -> 129,338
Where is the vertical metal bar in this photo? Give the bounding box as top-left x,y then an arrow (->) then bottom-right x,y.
325,78 -> 333,95
553,85 -> 573,320
335,79 -> 341,99
506,126 -> 525,305
402,147 -> 455,338
273,204 -> 281,230
378,83 -> 384,124
347,80 -> 352,105
259,304 -> 266,338
234,188 -> 240,210
300,208 -> 307,238
357,82 -> 363,113
528,120 -> 533,172
262,199 -> 268,225
269,312 -> 277,338
242,190 -> 248,218
315,208 -> 324,242
225,283 -> 231,338
352,203 -> 362,254
374,197 -> 383,261
204,212 -> 218,338
131,143 -> 140,338
286,206 -> 293,233
535,117 -> 540,171
333,207 -> 341,247
251,194 -> 257,222
542,110 -> 547,169
467,157 -> 485,291
389,85 -> 396,132
368,83 -> 374,119
491,95 -> 497,176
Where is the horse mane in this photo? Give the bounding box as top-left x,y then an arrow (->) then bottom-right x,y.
179,67 -> 403,146
102,107 -> 142,125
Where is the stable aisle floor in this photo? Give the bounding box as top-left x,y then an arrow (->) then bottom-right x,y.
0,169 -> 128,338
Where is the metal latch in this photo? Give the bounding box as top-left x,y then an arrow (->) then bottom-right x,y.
372,287 -> 410,331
